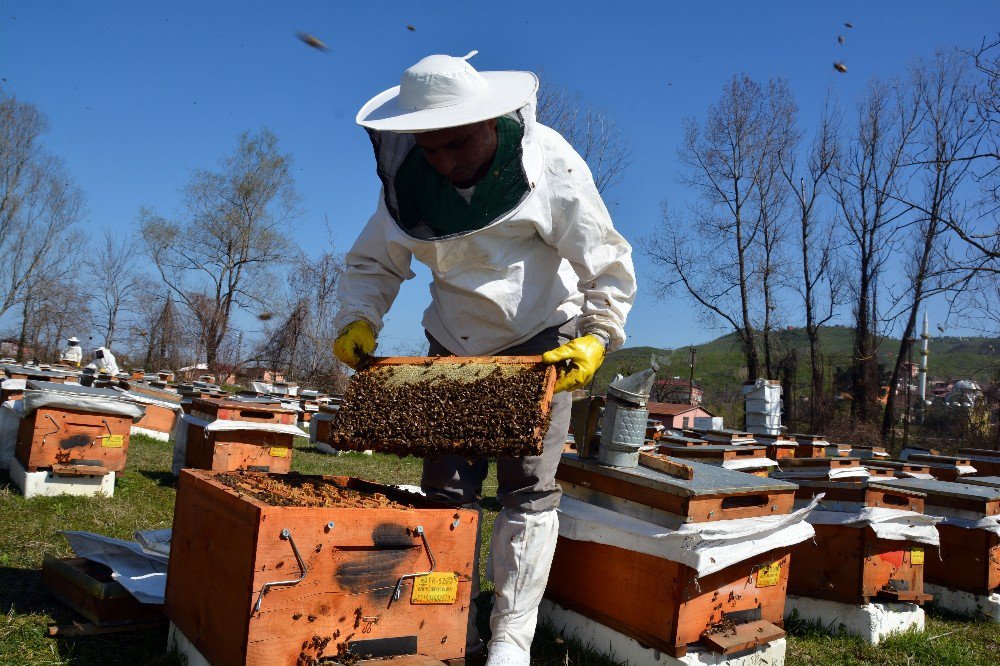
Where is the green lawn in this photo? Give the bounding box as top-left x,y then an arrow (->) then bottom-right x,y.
1,435 -> 998,665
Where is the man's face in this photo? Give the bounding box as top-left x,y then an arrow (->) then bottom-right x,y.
414,119 -> 498,187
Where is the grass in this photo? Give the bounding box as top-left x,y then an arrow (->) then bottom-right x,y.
1,434 -> 999,664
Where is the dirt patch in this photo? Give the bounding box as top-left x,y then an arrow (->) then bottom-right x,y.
329,363 -> 552,458
215,471 -> 413,509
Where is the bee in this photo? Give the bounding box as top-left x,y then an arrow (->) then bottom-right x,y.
833,62 -> 848,73
837,35 -> 845,45
258,312 -> 274,321
407,24 -> 416,32
844,22 -> 854,29
296,31 -> 330,52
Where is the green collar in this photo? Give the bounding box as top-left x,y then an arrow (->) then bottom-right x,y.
394,116 -> 529,237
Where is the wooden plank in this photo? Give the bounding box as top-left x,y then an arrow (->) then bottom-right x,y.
638,451 -> 694,479
47,618 -> 167,637
50,463 -> 111,477
701,620 -> 785,655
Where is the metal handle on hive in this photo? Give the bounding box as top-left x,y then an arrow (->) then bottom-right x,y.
390,525 -> 436,604
41,414 -> 61,445
252,528 -> 308,614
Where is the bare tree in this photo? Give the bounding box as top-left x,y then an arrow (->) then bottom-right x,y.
0,91 -> 85,322
880,51 -> 985,442
780,106 -> 845,431
829,78 -> 921,425
536,77 -> 633,195
645,75 -> 794,383
139,129 -> 299,369
251,231 -> 347,392
85,229 -> 146,349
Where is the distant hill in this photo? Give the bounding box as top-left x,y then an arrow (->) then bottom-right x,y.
595,326 -> 999,412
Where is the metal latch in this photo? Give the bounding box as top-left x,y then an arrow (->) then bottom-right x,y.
389,525 -> 435,605
252,528 -> 307,614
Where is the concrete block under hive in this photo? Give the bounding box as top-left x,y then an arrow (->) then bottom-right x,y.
787,479 -> 932,605
880,478 -> 1000,599
547,454 -> 800,657
904,453 -> 977,482
657,443 -> 775,477
329,356 -> 556,458
184,398 -> 298,474
14,381 -> 138,477
788,433 -> 829,458
165,470 -> 479,665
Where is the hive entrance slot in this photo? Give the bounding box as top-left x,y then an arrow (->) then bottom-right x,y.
239,410 -> 274,420
721,494 -> 768,510
882,493 -> 908,507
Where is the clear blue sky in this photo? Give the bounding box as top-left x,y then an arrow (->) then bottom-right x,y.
3,1 -> 998,354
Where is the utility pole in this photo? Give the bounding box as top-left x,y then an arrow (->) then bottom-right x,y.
688,348 -> 697,405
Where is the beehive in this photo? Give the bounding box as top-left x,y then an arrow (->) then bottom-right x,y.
183,398 -> 299,474
328,356 -> 556,458
14,381 -> 135,476
656,443 -> 774,477
165,470 -> 479,665
881,478 -> 1000,596
547,454 -> 798,656
905,453 -> 976,482
788,480 -> 931,604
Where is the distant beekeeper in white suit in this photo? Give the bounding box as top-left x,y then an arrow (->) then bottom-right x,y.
91,346 -> 119,376
60,336 -> 83,366
333,52 -> 636,665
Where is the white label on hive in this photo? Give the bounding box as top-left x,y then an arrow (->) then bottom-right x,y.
411,572 -> 458,604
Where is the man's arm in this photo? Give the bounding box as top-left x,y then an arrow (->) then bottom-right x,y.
334,195 -> 416,335
540,147 -> 637,351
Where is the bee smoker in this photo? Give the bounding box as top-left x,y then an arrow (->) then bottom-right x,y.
598,366 -> 656,468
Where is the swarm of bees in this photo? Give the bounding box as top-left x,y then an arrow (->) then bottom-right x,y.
330,364 -> 552,458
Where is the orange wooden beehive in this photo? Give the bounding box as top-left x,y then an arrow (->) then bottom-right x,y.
183,398 -> 299,474
881,478 -> 1000,596
13,381 -> 137,476
787,480 -> 932,604
165,470 -> 479,665
905,453 -> 976,482
547,454 -> 797,657
753,434 -> 800,460
789,433 -> 829,458
127,384 -> 182,436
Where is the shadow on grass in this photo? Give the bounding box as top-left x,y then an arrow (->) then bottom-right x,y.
138,470 -> 177,488
0,469 -> 17,493
0,566 -> 178,665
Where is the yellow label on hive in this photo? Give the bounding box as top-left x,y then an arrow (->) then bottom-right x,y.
101,435 -> 124,448
270,447 -> 288,458
911,547 -> 924,565
756,561 -> 781,587
411,572 -> 458,604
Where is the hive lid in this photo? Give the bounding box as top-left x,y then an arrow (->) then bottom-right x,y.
957,476 -> 1000,489
880,477 -> 1000,501
25,380 -> 121,399
558,452 -> 795,497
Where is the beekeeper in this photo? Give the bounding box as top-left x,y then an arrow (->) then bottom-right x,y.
333,52 -> 636,665
91,346 -> 119,376
60,336 -> 83,366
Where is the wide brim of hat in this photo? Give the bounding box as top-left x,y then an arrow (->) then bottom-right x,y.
357,71 -> 538,132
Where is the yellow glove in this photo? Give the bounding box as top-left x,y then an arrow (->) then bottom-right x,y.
541,334 -> 606,394
333,320 -> 377,369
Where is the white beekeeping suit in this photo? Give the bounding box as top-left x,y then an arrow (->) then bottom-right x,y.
92,347 -> 119,376
60,337 -> 83,366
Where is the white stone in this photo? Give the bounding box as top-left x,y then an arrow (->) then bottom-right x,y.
784,595 -> 924,644
540,598 -> 786,666
130,425 -> 170,441
314,440 -> 372,456
925,583 -> 1000,621
9,456 -> 115,499
168,623 -> 211,666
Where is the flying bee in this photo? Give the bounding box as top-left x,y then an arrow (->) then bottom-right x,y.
296,31 -> 330,52
834,62 -> 848,73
